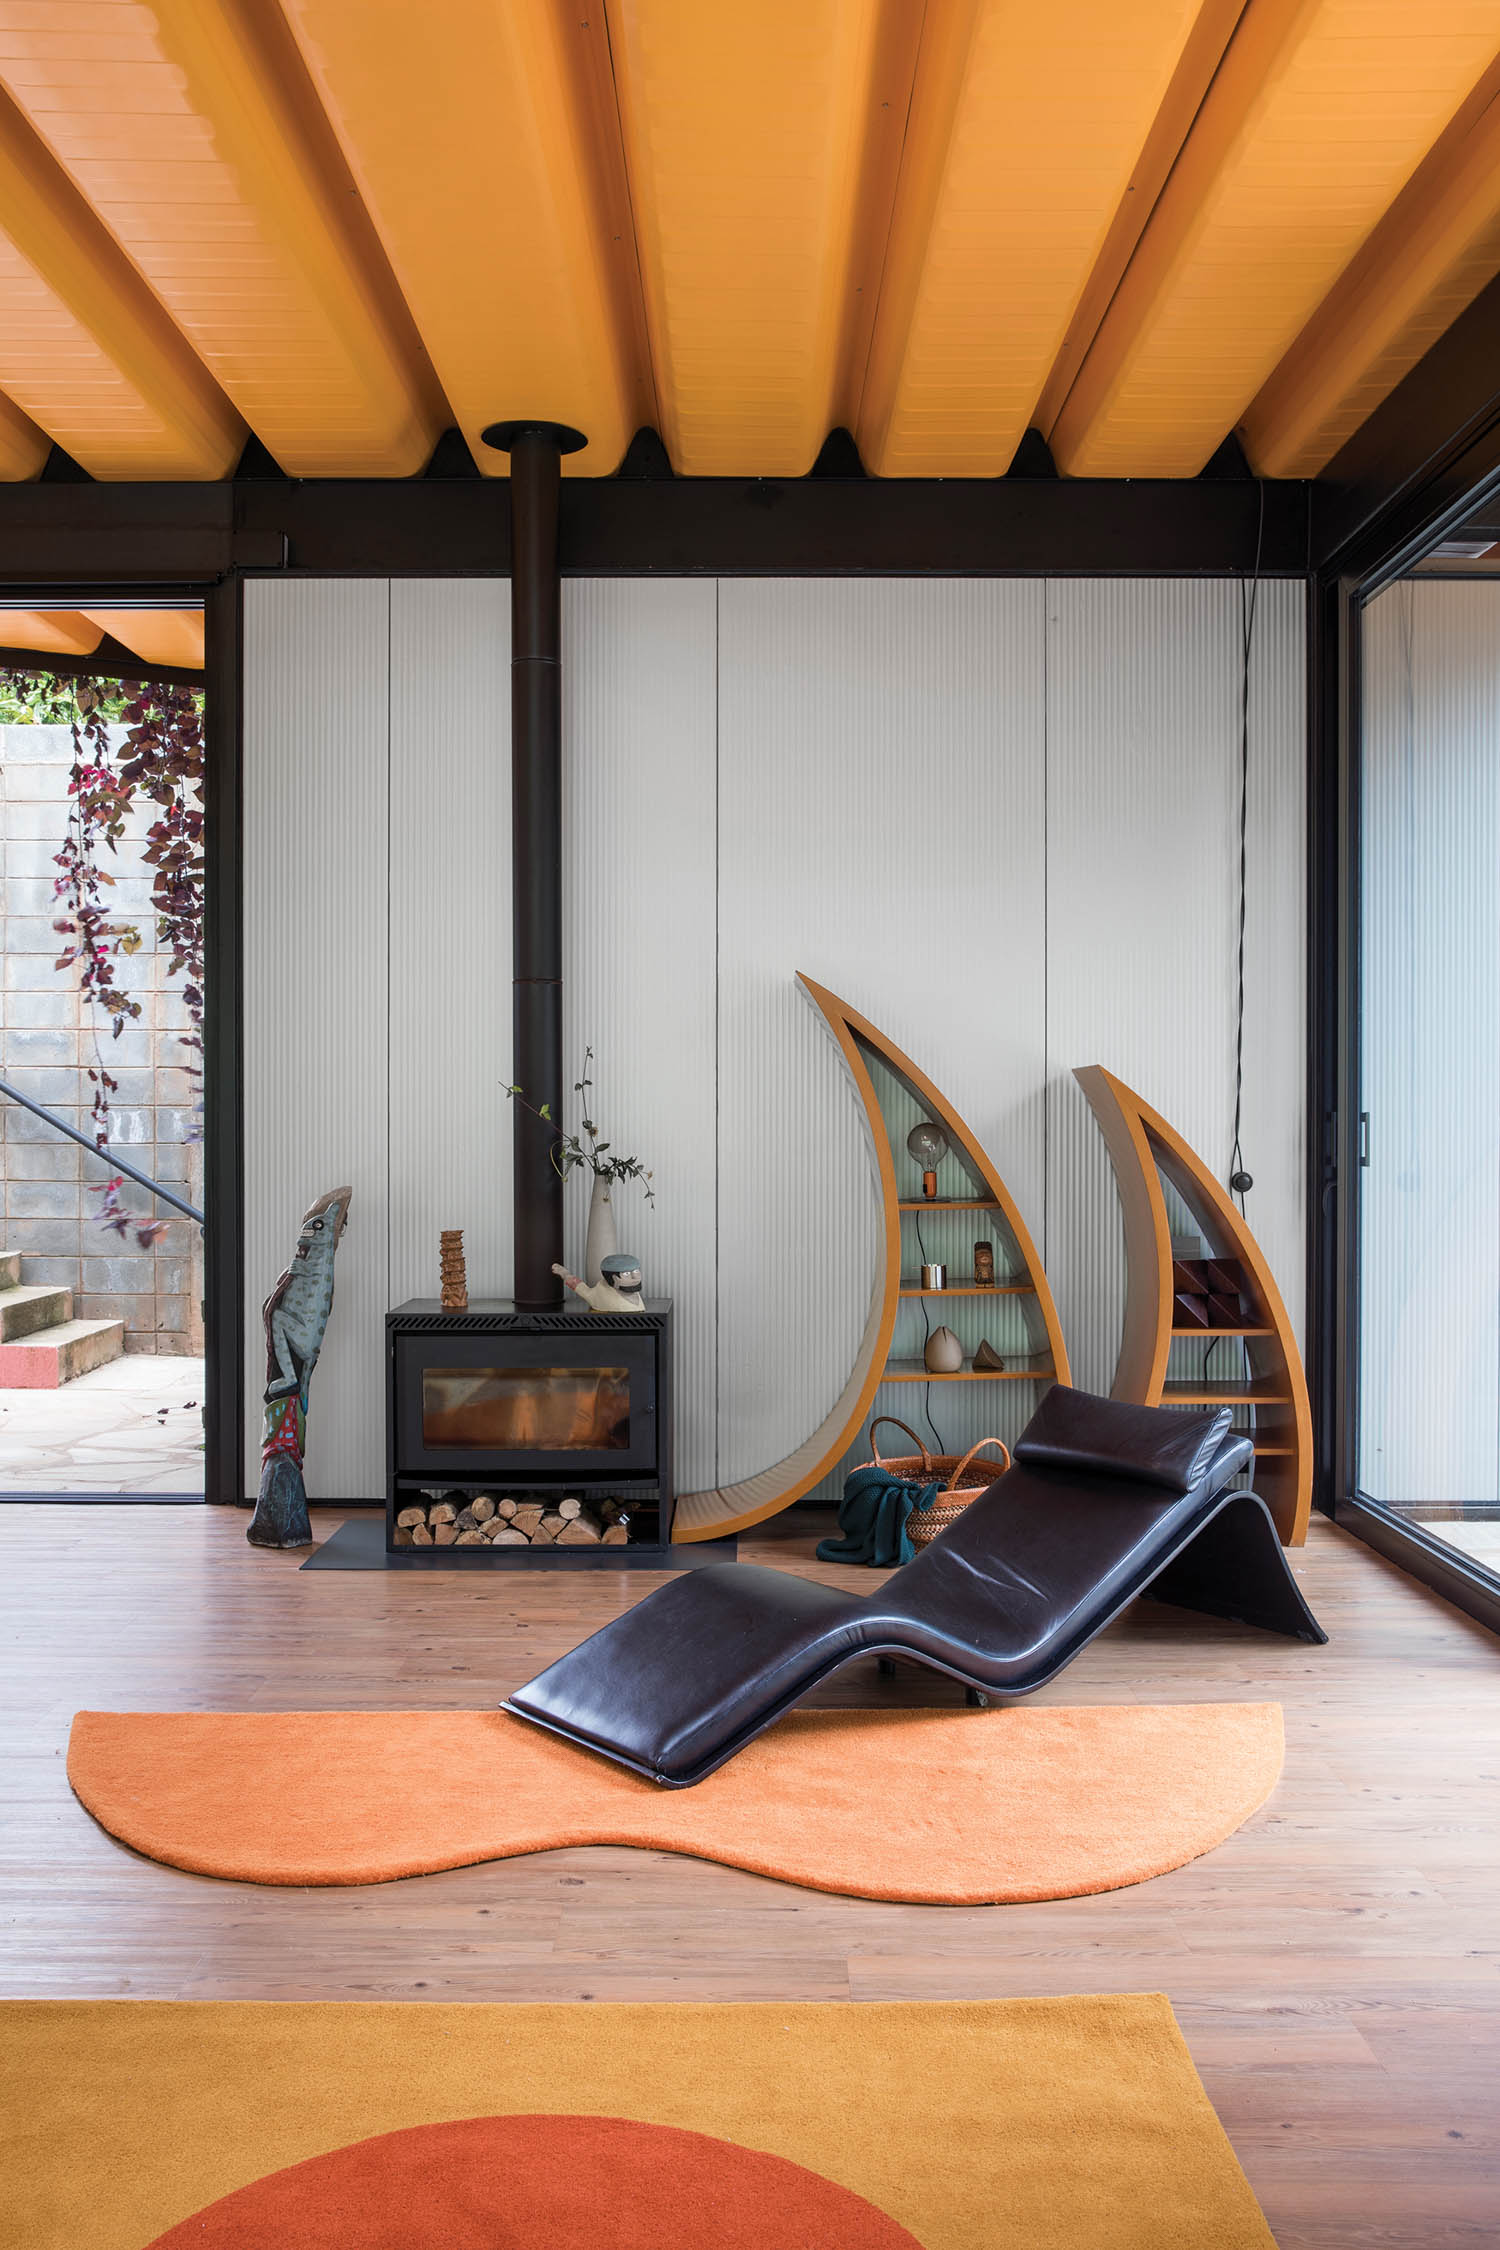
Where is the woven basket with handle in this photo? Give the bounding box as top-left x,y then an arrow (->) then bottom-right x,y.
862,1416 -> 1012,1548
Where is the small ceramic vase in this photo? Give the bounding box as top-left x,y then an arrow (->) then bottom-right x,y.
584,1172 -> 617,1285
924,1325 -> 963,1374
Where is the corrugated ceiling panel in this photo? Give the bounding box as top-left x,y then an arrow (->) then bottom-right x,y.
1052,0 -> 1500,478
0,83 -> 242,478
0,0 -> 443,477
1243,56 -> 1500,475
1360,582 -> 1500,1504
0,377 -> 45,479
281,0 -> 641,477
607,0 -> 887,475
859,0 -> 1206,477
0,608 -> 102,655
78,610 -> 202,668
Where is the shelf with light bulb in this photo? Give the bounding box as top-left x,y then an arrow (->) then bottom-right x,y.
672,977 -> 1072,1543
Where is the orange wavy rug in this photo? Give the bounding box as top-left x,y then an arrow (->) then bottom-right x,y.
68,1701 -> 1283,1902
1,1995 -> 1279,2249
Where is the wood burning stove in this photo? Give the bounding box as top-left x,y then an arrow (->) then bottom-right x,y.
386,1298 -> 674,1560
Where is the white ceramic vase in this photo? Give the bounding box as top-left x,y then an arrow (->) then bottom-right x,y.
584,1172 -> 618,1285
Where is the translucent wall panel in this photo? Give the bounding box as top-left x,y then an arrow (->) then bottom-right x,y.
1046,581 -> 1306,1400
1361,581 -> 1500,1506
562,581 -> 719,1491
243,581 -> 390,1500
716,580 -> 1050,1497
242,574 -> 1305,1509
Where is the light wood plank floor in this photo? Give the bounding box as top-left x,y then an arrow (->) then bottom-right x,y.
2,1503 -> 1497,2248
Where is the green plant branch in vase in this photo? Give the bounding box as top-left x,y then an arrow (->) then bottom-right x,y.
506,1046 -> 654,1285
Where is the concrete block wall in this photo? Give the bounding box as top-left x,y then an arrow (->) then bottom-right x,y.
0,720 -> 204,1353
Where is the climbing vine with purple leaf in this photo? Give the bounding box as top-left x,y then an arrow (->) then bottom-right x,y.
1,668 -> 205,1246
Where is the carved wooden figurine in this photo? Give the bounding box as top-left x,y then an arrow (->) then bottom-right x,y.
440,1228 -> 468,1312
247,1185 -> 353,1548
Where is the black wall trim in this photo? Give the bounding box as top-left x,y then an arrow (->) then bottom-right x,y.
202,578 -> 245,1505
0,472 -> 1312,582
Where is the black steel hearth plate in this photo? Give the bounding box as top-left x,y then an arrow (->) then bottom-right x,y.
300,1516 -> 737,1572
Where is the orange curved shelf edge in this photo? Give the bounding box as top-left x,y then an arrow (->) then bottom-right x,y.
1074,1065 -> 1312,1546
673,975 -> 1070,1542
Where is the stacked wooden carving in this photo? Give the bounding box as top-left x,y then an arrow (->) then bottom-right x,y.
439,1230 -> 468,1312
393,1491 -> 630,1548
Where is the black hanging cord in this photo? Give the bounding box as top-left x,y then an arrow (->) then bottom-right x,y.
911,1211 -> 945,1454
1228,478 -> 1266,1222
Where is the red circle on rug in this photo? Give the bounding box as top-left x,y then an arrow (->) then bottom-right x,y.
144,2112 -> 922,2248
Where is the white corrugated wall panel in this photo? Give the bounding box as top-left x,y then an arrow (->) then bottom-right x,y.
1360,581 -> 1500,1505
562,581 -> 719,1492
1044,581 -> 1305,1399
238,574 -> 1305,1514
388,581 -> 512,1306
716,580 -> 1049,1495
242,580 -> 390,1500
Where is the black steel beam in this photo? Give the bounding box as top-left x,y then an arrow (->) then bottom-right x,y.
0,633 -> 204,688
0,472 -> 1312,583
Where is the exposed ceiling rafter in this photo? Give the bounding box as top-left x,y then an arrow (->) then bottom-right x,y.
0,1 -> 1495,485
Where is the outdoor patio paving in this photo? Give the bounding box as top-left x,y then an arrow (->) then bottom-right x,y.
1416,1517 -> 1500,1569
0,1355 -> 203,1493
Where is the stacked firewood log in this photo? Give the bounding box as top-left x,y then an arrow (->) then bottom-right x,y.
393,1492 -> 632,1547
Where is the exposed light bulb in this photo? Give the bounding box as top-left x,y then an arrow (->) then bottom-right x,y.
906,1120 -> 949,1200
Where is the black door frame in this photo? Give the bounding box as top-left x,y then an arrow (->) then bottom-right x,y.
0,577 -> 232,1502
202,577 -> 244,1512
1308,267 -> 1500,1636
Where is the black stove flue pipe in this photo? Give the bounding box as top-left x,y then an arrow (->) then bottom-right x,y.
482,418 -> 586,1309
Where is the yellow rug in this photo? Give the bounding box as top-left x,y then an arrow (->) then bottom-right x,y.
1,1996 -> 1278,2249
68,1700 -> 1283,1903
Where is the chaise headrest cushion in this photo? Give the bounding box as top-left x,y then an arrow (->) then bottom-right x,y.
1013,1385 -> 1232,1495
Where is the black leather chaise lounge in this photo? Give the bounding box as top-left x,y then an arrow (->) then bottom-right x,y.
505,1386 -> 1327,1786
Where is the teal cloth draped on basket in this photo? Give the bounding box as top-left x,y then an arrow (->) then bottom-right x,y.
815,1463 -> 942,1568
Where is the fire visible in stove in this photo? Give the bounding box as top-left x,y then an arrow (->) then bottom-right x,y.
421,1365 -> 630,1451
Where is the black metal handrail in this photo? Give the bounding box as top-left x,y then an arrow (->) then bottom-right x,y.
0,1075 -> 203,1225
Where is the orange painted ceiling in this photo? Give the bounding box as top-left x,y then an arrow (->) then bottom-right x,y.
0,606 -> 203,667
0,0 -> 1495,481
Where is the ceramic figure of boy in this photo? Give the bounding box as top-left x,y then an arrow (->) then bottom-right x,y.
553,1253 -> 645,1312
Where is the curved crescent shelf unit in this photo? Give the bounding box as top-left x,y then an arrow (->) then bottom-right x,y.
1074,1064 -> 1312,1547
674,975 -> 1071,1542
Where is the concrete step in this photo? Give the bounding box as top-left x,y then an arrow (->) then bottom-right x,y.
0,1282 -> 74,1342
0,1317 -> 126,1389
0,1253 -> 20,1291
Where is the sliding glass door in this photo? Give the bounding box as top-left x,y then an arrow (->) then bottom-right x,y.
1358,577 -> 1500,1586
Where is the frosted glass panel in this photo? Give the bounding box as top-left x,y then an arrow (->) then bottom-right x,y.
1360,581 -> 1500,1568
